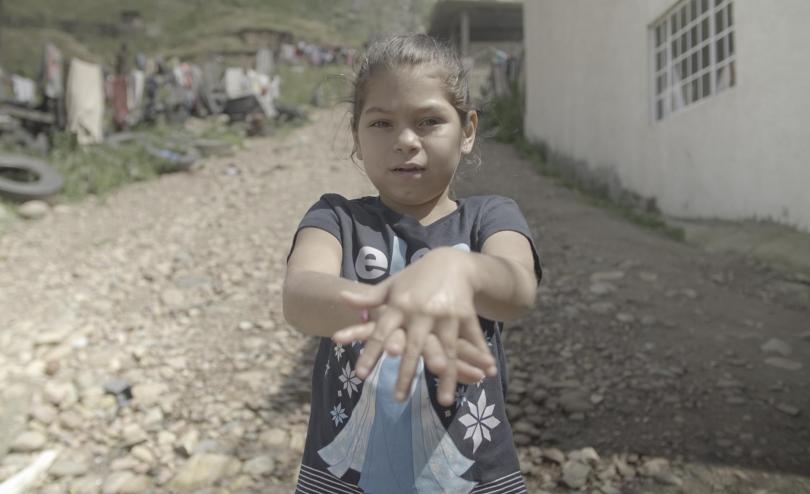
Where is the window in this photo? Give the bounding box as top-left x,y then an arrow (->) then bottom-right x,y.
651,0 -> 736,120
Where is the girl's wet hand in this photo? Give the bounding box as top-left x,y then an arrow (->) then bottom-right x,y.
334,248 -> 496,403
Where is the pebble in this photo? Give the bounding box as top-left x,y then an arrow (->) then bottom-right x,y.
10,430 -> 47,452
243,455 -> 276,477
774,403 -> 801,417
169,453 -> 241,491
764,357 -> 803,371
761,338 -> 792,356
559,390 -> 594,413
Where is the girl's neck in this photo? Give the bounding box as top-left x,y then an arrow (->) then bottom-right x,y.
380,193 -> 458,226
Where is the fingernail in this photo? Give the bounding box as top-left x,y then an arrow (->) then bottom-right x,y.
487,365 -> 498,376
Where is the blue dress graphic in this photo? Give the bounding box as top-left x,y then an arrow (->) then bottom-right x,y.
317,235 -> 477,493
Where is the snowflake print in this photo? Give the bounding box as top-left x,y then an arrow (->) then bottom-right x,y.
324,360 -> 330,377
339,362 -> 361,398
455,386 -> 468,409
458,389 -> 501,453
330,403 -> 348,426
334,344 -> 345,361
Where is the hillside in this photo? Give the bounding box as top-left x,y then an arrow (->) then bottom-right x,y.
0,0 -> 437,76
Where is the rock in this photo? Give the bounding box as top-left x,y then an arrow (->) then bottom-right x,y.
571,447 -> 600,465
638,271 -> 658,282
761,338 -> 792,356
10,430 -> 47,452
260,428 -> 288,447
800,330 -> 810,341
102,471 -> 151,494
559,390 -> 593,413
764,357 -> 803,371
161,288 -> 186,309
131,382 -> 169,406
70,475 -> 104,494
30,403 -> 58,425
541,447 -> 566,464
50,456 -> 90,477
131,445 -> 156,465
243,455 -> 275,477
18,200 -> 50,220
561,460 -> 591,488
589,282 -> 616,295
44,380 -> 79,407
176,429 -> 200,457
591,271 -> 625,282
590,301 -> 616,314
616,313 -> 635,323
121,424 -> 148,447
775,403 -> 801,417
169,453 -> 241,491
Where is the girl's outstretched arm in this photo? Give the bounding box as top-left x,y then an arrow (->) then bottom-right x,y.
283,227 -> 372,338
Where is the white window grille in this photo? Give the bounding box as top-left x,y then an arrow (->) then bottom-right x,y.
651,0 -> 736,120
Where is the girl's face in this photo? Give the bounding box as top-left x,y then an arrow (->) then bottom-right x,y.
353,66 -> 477,215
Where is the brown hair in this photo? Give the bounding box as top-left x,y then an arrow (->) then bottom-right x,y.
349,34 -> 475,132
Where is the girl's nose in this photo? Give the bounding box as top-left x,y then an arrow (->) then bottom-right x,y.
394,127 -> 419,153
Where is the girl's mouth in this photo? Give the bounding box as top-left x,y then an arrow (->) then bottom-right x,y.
392,165 -> 425,176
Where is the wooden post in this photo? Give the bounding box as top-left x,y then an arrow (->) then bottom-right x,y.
460,9 -> 470,57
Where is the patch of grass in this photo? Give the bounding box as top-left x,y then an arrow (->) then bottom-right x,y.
483,89 -> 685,242
277,64 -> 351,108
47,132 -> 164,200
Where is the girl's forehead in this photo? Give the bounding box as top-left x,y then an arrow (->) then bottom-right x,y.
363,65 -> 452,107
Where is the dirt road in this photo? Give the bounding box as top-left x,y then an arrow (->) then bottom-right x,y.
0,109 -> 808,493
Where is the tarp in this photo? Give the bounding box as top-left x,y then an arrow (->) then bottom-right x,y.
11,75 -> 36,105
66,59 -> 104,145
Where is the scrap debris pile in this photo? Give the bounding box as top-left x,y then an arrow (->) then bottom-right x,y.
0,40 -> 339,202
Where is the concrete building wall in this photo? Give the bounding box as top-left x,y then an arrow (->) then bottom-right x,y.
524,0 -> 810,231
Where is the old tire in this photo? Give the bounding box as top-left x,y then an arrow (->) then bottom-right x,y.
0,154 -> 64,201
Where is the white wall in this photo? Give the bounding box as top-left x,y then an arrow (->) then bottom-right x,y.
524,0 -> 810,231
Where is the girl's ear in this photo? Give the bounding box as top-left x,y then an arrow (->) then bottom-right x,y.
460,110 -> 478,155
352,129 -> 363,160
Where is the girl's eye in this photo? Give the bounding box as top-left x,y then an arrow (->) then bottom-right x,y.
420,117 -> 442,127
369,120 -> 391,128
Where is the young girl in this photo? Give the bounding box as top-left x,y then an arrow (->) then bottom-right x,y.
284,34 -> 542,494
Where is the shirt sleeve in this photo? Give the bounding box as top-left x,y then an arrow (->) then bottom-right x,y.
287,194 -> 343,261
478,196 -> 543,284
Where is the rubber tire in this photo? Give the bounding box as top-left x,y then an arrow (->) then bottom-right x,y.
0,154 -> 64,201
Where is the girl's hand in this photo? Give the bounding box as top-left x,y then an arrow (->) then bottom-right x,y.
333,248 -> 497,406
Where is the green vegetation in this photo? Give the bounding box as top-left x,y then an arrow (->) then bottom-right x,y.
0,0 -> 437,76
481,86 -> 686,241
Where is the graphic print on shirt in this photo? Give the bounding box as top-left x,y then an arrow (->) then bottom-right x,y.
317,232 -> 491,493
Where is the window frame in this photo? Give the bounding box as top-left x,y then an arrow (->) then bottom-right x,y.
650,0 -> 737,121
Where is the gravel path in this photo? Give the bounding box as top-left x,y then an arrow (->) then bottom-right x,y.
0,108 -> 808,493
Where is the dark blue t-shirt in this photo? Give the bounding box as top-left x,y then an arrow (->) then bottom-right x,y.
290,193 -> 541,494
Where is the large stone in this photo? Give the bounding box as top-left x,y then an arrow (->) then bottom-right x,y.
761,338 -> 792,356
169,454 -> 241,491
243,455 -> 275,477
561,460 -> 591,488
18,200 -> 49,220
764,357 -> 802,371
102,471 -> 152,494
132,382 -> 169,407
10,430 -> 47,452
559,390 -> 593,413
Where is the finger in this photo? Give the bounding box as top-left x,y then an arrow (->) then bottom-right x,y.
435,318 -> 459,406
340,284 -> 387,309
460,316 -> 497,376
422,334 -> 447,377
384,328 -> 406,356
394,315 -> 432,402
456,339 -> 498,374
332,321 -> 375,345
456,359 -> 486,385
355,308 -> 402,379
